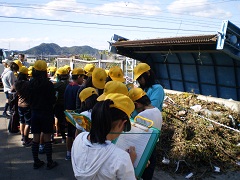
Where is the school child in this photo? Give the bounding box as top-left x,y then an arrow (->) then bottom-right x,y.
133,63 -> 165,111
97,80 -> 128,101
17,60 -> 57,170
106,66 -> 125,83
54,67 -> 69,143
76,67 -> 107,110
14,66 -> 32,146
83,63 -> 95,76
64,67 -> 85,160
71,93 -> 137,179
75,87 -> 98,135
128,87 -> 163,180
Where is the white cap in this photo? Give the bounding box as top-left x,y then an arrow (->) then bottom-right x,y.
2,59 -> 10,64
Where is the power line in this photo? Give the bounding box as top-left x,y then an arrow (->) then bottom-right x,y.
0,15 -> 215,33
0,2 -> 222,29
0,20 -> 199,34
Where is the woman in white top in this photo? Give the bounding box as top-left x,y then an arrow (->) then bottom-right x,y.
71,93 -> 137,180
1,61 -> 19,116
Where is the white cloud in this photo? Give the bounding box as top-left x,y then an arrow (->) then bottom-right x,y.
168,0 -> 232,18
0,37 -> 50,51
39,0 -> 85,18
93,1 -> 161,16
0,6 -> 17,16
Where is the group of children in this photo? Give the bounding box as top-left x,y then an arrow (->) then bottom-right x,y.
2,56 -> 165,179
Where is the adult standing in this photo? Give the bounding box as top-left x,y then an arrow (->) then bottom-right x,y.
18,53 -> 29,68
1,61 -> 19,116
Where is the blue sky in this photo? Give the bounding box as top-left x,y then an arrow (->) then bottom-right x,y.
0,0 -> 239,51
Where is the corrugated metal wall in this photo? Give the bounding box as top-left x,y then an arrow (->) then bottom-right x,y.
152,52 -> 240,101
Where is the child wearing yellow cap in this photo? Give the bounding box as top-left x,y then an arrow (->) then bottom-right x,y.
71,93 -> 137,179
75,67 -> 107,110
14,66 -> 32,147
106,66 -> 125,83
53,67 -> 70,143
22,60 -> 58,170
75,87 -> 98,135
64,67 -> 85,160
133,63 -> 165,112
128,87 -> 162,180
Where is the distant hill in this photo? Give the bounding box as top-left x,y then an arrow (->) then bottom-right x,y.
21,43 -> 100,56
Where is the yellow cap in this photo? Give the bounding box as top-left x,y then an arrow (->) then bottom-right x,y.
72,68 -> 84,75
48,67 -> 57,72
34,60 -> 47,71
128,88 -> 146,102
105,93 -> 134,131
97,81 -> 128,101
105,69 -> 109,75
108,66 -> 125,82
133,63 -> 150,80
14,60 -> 23,68
28,66 -> 33,71
56,67 -> 68,75
64,65 -> 71,71
84,64 -> 95,76
92,68 -> 107,89
19,66 -> 28,75
28,70 -> 32,77
79,87 -> 98,102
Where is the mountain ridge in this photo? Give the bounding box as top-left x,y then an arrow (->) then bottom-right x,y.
21,43 -> 101,56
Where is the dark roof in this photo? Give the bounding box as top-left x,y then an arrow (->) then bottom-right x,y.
113,34 -> 218,47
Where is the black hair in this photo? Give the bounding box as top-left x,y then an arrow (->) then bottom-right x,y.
135,95 -> 151,106
89,100 -> 128,144
30,68 -> 49,92
15,73 -> 30,104
85,76 -> 93,87
17,72 -> 28,81
138,69 -> 157,90
79,94 -> 98,113
57,74 -> 69,81
49,72 -> 55,77
83,76 -> 103,96
105,76 -> 112,83
19,53 -> 25,58
72,74 -> 84,80
9,62 -> 19,72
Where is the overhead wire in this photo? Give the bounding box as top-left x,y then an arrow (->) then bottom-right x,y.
0,15 -> 215,33
0,20 -> 201,35
0,3 -> 220,29
0,2 -> 224,29
0,1 -> 234,25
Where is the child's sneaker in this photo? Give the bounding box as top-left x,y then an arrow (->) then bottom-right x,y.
24,138 -> 33,147
65,155 -> 71,160
33,160 -> 45,169
46,161 -> 58,170
39,145 -> 45,154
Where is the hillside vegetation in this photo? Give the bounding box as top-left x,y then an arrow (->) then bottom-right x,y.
21,43 -> 100,56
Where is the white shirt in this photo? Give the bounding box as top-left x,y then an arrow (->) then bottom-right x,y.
21,61 -> 30,68
71,132 -> 136,180
135,107 -> 162,130
1,68 -> 16,93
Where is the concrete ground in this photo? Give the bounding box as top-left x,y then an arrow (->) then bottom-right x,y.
0,91 -> 239,180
